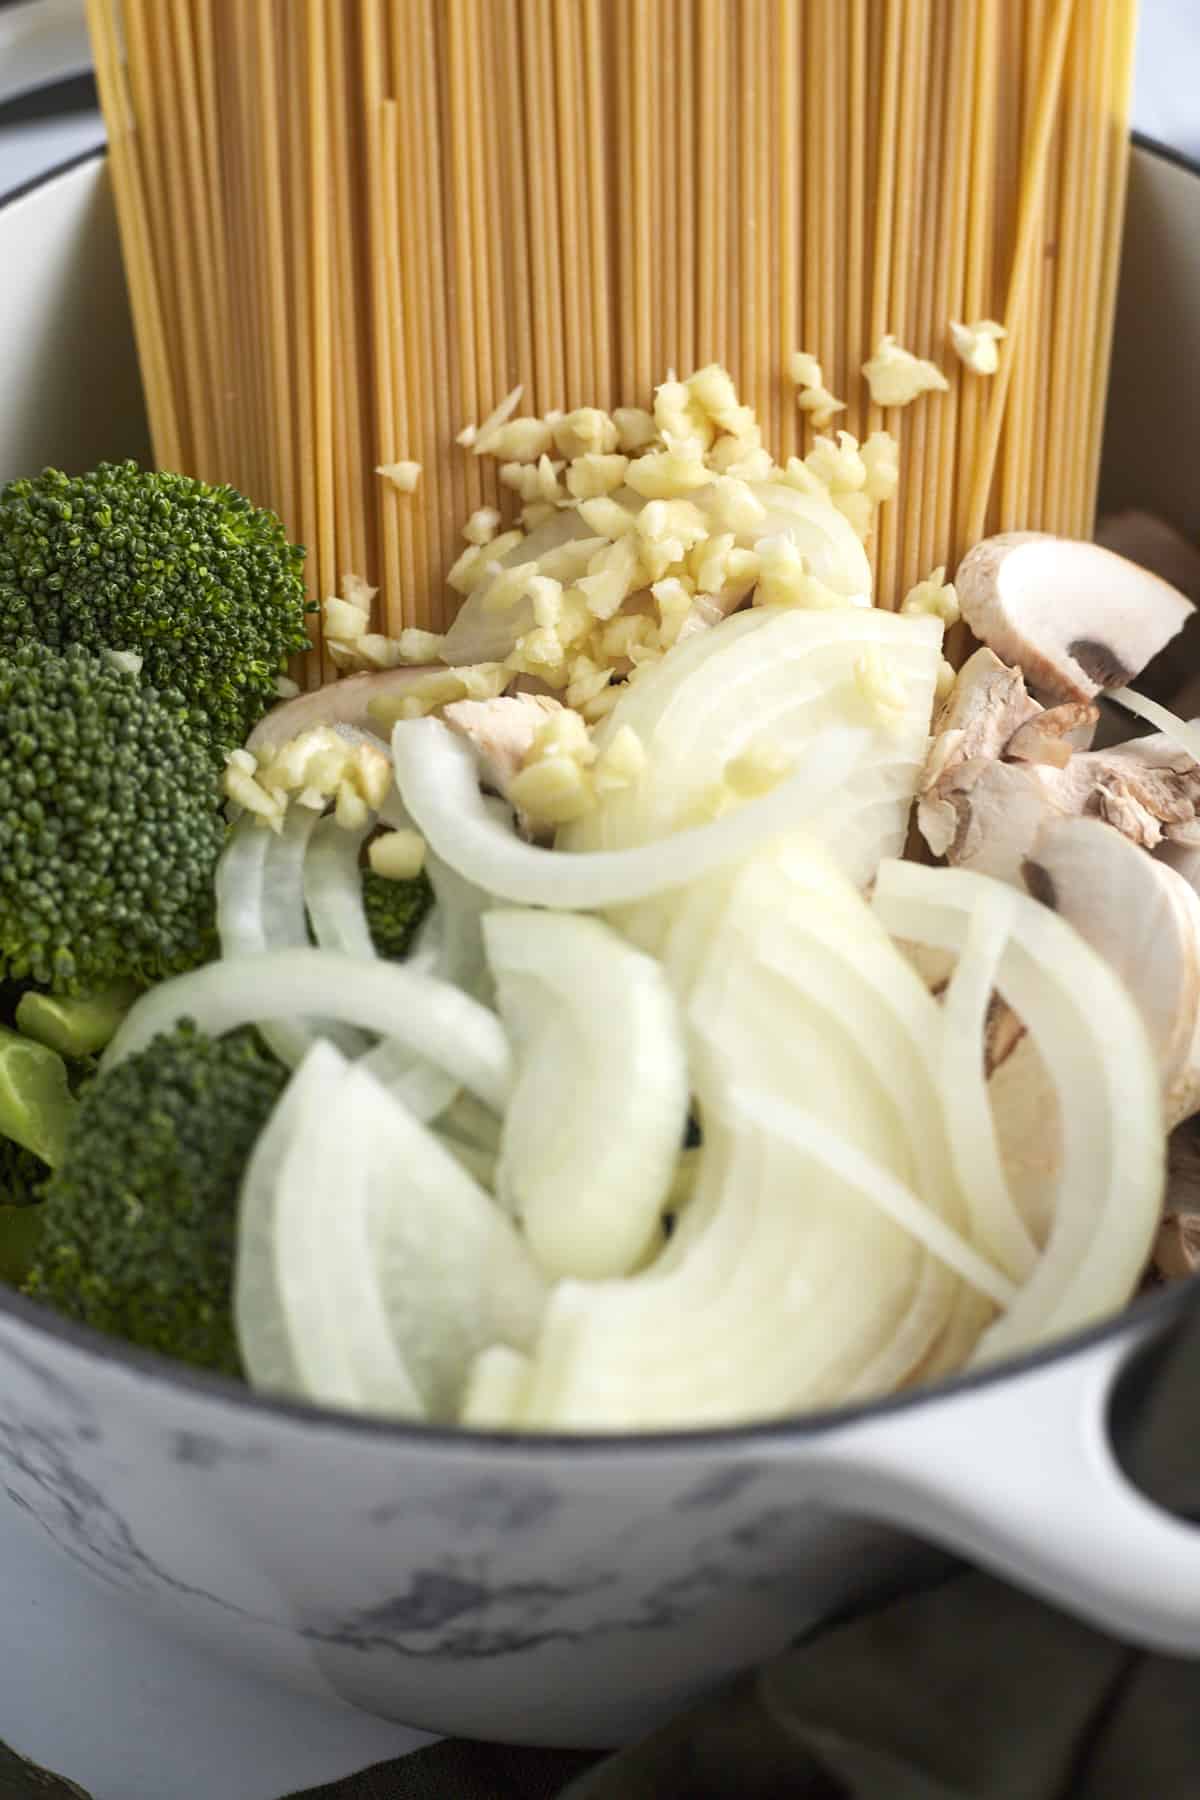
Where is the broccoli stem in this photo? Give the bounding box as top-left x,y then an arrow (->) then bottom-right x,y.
0,1026 -> 75,1167
16,983 -> 139,1061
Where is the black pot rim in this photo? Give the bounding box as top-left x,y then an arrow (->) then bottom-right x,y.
1,133 -> 1198,1460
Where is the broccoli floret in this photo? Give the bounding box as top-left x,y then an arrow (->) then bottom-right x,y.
363,869 -> 434,960
24,1023 -> 288,1375
0,641 -> 227,994
0,1136 -> 48,1210
0,462 -> 312,754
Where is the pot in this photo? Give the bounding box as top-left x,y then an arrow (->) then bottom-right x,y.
0,141 -> 1198,1753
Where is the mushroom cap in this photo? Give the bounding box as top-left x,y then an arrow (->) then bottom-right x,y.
245,667 -> 438,754
956,532 -> 1194,705
1022,815 -> 1200,1127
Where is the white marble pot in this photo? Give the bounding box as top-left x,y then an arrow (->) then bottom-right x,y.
0,143 -> 1198,1751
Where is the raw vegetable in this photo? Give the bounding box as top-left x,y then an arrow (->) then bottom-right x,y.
362,870 -> 434,960
235,1046 -> 545,1418
560,604 -> 943,895
0,1025 -> 75,1166
14,983 -> 138,1060
485,910 -> 689,1278
102,946 -> 514,1113
0,462 -> 312,755
872,859 -> 1164,1361
0,641 -> 226,994
392,714 -> 868,910
25,1024 -> 288,1374
511,840 -> 994,1431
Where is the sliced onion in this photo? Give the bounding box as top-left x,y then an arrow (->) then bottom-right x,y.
1109,685 -> 1200,764
216,810 -> 364,1065
237,1052 -> 545,1420
357,1064 -> 546,1418
459,1346 -> 533,1428
872,859 -> 1164,1361
560,605 -> 942,896
938,893 -> 1039,1285
723,1086 -> 1015,1306
393,715 -> 868,909
235,1040 -> 346,1400
358,1041 -> 460,1123
102,947 -> 514,1113
485,910 -> 689,1278
742,482 -> 873,597
433,1133 -> 498,1189
217,810 -> 315,956
441,505 -> 612,666
516,844 -> 968,1430
303,818 -> 375,959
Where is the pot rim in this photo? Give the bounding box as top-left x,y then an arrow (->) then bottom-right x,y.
1,133 -> 1197,1459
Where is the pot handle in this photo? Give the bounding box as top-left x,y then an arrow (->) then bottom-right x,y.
808,1308 -> 1200,1655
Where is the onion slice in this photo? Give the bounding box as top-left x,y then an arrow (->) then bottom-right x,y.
485,910 -> 689,1278
872,859 -> 1164,1360
235,1050 -> 544,1419
938,894 -> 1039,1284
1109,685 -> 1200,765
723,1086 -> 1015,1306
393,716 -> 868,909
561,605 -> 943,895
216,810 -> 364,1065
102,947 -> 514,1113
303,818 -> 375,959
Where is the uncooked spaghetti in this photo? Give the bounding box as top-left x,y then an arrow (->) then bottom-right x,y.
85,0 -> 1139,663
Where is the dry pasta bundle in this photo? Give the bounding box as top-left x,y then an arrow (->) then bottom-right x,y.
86,0 -> 1139,666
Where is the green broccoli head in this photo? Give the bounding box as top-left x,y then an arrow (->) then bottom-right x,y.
24,1023 -> 288,1375
0,462 -> 312,754
0,640 -> 227,994
363,869 -> 434,960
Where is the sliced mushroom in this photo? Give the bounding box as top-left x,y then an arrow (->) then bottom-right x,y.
955,532 -> 1194,706
928,646 -> 1043,761
442,692 -> 563,797
1156,1120 -> 1200,1280
1022,815 -> 1200,1128
920,731 -> 1200,881
245,666 -> 439,754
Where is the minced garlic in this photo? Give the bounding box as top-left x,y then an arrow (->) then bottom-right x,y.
901,566 -> 961,627
949,318 -> 1007,376
369,828 -> 427,880
376,460 -> 421,493
862,335 -> 949,408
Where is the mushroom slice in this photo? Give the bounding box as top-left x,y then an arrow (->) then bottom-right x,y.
919,733 -> 1200,881
245,667 -> 438,754
1022,816 -> 1200,1128
955,532 -> 1193,705
1004,702 -> 1098,766
442,693 -> 563,797
926,646 -> 1043,762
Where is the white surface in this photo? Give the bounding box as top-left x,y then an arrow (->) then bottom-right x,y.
0,5 -> 1193,1796
0,1501 -> 433,1799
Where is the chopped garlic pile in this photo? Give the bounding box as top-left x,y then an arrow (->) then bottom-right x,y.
224,728 -> 392,831
298,363 -> 916,835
